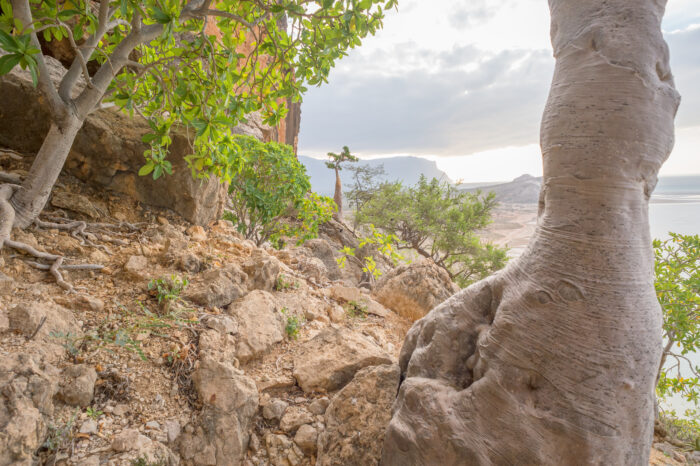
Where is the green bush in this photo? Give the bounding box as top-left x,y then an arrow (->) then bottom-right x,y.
655,233 -> 700,404
355,175 -> 507,287
224,135 -> 335,246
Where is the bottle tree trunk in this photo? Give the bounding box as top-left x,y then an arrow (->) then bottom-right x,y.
9,115 -> 83,228
333,166 -> 343,220
381,0 -> 679,464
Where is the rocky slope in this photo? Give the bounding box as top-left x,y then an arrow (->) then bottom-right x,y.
0,147 -> 462,466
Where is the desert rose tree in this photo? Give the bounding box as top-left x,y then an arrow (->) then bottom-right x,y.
382,0 -> 680,463
325,145 -> 357,219
0,0 -> 396,286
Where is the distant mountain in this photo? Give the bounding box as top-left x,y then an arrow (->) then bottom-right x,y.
299,155 -> 451,196
462,174 -> 542,204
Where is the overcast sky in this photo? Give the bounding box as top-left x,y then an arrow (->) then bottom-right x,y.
297,0 -> 700,182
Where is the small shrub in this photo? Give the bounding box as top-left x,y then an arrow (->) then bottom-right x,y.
658,409 -> 700,450
345,300 -> 368,319
42,410 -> 78,453
148,275 -> 189,304
281,308 -> 303,339
275,274 -> 299,291
225,135 -> 335,246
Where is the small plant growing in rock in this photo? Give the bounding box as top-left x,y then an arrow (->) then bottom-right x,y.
85,406 -> 102,420
148,275 -> 189,304
42,409 -> 78,453
346,301 -> 368,319
275,274 -> 299,292
281,308 -> 303,339
131,456 -> 166,466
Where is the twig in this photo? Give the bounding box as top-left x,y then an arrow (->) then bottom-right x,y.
28,315 -> 47,340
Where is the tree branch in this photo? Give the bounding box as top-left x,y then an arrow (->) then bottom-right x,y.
10,0 -> 68,121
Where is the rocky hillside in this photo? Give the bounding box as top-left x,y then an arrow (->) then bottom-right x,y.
0,148 -> 462,466
462,174 -> 542,204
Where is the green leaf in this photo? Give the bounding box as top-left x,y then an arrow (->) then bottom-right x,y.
138,162 -> 155,176
0,29 -> 18,51
151,7 -> 171,24
57,9 -> 81,21
0,53 -> 21,75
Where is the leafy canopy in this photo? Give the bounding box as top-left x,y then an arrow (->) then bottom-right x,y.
0,0 -> 396,180
325,145 -> 358,171
224,135 -> 335,246
356,175 -> 508,287
344,162 -> 386,230
655,233 -> 700,405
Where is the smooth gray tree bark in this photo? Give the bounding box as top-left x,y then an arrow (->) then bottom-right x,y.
381,0 -> 680,464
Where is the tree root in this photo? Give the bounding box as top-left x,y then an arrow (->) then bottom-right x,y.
4,238 -> 102,292
0,172 -> 22,184
0,148 -> 25,161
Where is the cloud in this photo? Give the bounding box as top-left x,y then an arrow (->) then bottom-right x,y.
298,0 -> 700,160
298,46 -> 553,156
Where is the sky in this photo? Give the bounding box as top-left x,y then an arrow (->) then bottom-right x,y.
297,0 -> 700,183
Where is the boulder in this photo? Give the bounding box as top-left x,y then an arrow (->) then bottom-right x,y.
301,239 -> 342,280
0,353 -> 60,465
227,290 -> 285,363
58,364 -> 97,407
326,285 -> 390,317
293,328 -> 392,393
184,264 -> 248,308
294,424 -> 318,455
316,364 -> 400,466
279,406 -> 314,433
123,255 -> 150,281
241,252 -> 282,291
262,399 -> 289,422
264,433 -> 304,466
373,258 -> 459,321
190,357 -> 259,465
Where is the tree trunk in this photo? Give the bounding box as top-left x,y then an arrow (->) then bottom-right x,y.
9,115 -> 83,228
381,0 -> 679,464
333,167 -> 342,220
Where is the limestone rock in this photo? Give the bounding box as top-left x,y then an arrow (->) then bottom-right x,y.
327,285 -> 390,317
262,399 -> 289,421
316,364 -> 400,466
50,191 -> 101,218
58,364 -> 97,407
8,302 -> 80,339
279,406 -> 314,433
200,314 -> 238,335
309,397 -> 330,415
264,433 -> 304,466
301,239 -> 342,280
190,357 -> 259,465
0,353 -> 60,465
242,252 -> 281,292
186,225 -> 207,242
294,424 -> 318,454
327,304 -> 345,323
184,264 -> 248,308
293,328 -> 392,393
124,255 -> 150,281
227,290 -> 284,363
373,258 -> 459,320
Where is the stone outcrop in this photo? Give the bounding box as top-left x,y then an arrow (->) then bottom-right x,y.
0,353 -> 60,465
293,328 -> 392,393
0,54 -> 300,225
184,264 -> 249,308
227,290 -> 285,363
317,364 -> 400,466
373,258 -> 459,320
188,357 -> 259,465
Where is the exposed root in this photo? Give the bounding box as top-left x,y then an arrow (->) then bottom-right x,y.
0,148 -> 25,160
5,238 -> 102,292
0,172 -> 22,184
